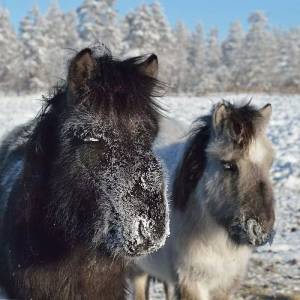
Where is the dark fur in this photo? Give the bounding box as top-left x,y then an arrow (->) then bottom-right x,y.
0,48 -> 168,299
173,116 -> 210,211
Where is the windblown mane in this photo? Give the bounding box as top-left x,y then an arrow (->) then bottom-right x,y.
173,100 -> 263,211
36,50 -> 165,134
172,116 -> 210,211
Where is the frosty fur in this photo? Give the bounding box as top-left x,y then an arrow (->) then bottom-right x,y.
133,101 -> 276,300
0,47 -> 169,299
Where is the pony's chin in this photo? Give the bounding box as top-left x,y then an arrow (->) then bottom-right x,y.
123,244 -> 163,258
95,243 -> 148,262
104,239 -> 165,259
99,244 -> 158,259
228,232 -> 250,246
101,226 -> 168,258
228,227 -> 276,247
248,229 -> 276,247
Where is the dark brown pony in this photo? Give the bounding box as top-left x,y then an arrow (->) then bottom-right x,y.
0,47 -> 169,299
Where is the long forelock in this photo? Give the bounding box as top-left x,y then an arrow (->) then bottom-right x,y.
88,54 -> 164,127
45,54 -> 165,138
219,100 -> 263,150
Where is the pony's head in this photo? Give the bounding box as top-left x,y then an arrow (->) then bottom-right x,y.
203,101 -> 275,246
28,48 -> 169,258
173,101 -> 275,247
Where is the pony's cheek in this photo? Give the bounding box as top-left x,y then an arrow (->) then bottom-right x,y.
78,147 -> 105,164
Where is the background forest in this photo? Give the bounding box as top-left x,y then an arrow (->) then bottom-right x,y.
0,0 -> 300,94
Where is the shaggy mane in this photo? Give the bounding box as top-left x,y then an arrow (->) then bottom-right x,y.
173,116 -> 210,211
39,50 -> 166,125
27,47 -> 167,163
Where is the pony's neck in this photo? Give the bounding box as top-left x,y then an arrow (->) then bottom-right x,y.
172,182 -> 223,243
172,187 -> 200,233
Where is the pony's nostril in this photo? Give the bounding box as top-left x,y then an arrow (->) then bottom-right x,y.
246,219 -> 262,245
138,219 -> 150,240
128,216 -> 166,255
108,228 -> 117,238
245,219 -> 275,246
253,223 -> 261,236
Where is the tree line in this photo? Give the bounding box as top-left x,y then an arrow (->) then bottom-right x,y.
0,0 -> 299,94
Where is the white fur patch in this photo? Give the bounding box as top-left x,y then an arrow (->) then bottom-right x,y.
176,222 -> 251,294
137,209 -> 252,299
249,138 -> 271,165
83,137 -> 100,142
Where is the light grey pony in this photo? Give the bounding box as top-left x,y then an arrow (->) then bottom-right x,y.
132,101 -> 276,300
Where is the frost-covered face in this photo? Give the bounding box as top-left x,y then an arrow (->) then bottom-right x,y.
202,102 -> 275,247
46,48 -> 168,257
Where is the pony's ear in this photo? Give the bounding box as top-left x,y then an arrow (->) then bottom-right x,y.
212,103 -> 227,131
260,103 -> 272,123
68,48 -> 96,93
213,103 -> 244,143
138,54 -> 158,78
258,103 -> 272,132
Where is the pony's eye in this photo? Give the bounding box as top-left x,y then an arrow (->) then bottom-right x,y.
221,160 -> 237,172
83,137 -> 100,143
82,136 -> 106,153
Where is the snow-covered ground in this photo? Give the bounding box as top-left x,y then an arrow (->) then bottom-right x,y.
0,93 -> 299,299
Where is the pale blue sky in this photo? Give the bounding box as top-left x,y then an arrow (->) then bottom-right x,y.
2,0 -> 300,37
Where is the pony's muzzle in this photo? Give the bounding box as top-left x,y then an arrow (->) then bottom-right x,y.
126,217 -> 167,256
245,219 -> 276,246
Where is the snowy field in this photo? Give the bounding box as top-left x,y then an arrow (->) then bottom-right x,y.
0,93 -> 299,299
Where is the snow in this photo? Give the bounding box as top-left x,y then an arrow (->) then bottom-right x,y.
77,0 -> 123,54
286,177 -> 300,191
0,93 -> 41,139
2,4 -> 300,95
0,93 -> 299,299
